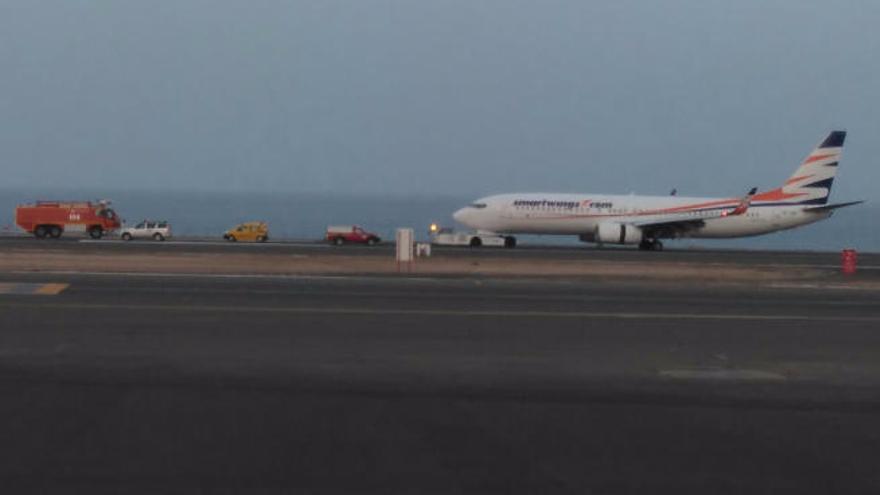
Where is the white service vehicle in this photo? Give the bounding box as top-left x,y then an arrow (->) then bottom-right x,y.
429,226 -> 514,248
120,220 -> 171,241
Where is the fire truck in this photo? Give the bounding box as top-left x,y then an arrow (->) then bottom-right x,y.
15,200 -> 121,239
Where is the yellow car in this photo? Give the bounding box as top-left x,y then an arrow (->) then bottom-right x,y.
223,222 -> 269,242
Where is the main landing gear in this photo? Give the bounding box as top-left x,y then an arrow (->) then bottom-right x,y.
638,239 -> 664,251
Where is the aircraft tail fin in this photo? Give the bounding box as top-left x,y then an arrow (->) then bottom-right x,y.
779,130 -> 846,205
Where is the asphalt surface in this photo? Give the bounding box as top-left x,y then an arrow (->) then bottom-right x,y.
2,234 -> 879,270
1,271 -> 880,494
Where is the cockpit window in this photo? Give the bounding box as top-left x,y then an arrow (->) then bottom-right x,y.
470,203 -> 487,209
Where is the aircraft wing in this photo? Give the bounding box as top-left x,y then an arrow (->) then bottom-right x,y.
630,212 -> 723,228
623,188 -> 757,238
626,212 -> 720,237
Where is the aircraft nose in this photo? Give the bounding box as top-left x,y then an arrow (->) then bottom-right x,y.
453,208 -> 467,224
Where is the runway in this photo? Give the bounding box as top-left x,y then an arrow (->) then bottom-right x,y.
2,234 -> 880,271
1,272 -> 880,493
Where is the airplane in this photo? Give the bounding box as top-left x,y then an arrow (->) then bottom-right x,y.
453,130 -> 863,250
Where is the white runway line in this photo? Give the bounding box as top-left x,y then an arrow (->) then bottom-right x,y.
3,301 -> 880,323
659,368 -> 787,382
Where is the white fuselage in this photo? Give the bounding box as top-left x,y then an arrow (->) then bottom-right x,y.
453,193 -> 831,240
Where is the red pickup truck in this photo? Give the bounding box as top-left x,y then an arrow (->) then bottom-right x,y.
325,225 -> 381,246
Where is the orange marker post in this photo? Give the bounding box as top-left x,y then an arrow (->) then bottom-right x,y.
841,249 -> 858,276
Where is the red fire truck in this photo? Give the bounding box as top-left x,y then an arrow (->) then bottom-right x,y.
15,200 -> 122,239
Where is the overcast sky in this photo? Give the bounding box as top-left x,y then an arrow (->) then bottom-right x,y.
1,0 -> 877,200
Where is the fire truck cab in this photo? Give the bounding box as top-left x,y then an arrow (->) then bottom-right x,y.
15,200 -> 121,239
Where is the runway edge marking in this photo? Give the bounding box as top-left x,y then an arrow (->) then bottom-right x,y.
0,283 -> 69,296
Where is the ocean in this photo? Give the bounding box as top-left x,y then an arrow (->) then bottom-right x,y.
1,188 -> 876,252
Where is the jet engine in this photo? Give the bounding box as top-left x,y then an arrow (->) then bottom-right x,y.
596,222 -> 643,245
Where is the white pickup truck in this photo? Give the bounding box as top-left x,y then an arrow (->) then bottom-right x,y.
120,220 -> 171,241
430,227 -> 515,248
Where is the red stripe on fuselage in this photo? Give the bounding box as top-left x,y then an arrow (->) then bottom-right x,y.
523,198 -> 741,220
519,189 -> 808,221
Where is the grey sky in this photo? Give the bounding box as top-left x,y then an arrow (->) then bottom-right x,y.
1,0 -> 877,200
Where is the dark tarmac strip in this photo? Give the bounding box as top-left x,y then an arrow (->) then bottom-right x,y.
1,273 -> 880,493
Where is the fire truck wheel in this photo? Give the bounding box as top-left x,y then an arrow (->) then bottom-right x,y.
367,237 -> 378,246
49,226 -> 62,238
88,228 -> 103,239
333,237 -> 344,246
34,226 -> 48,238
153,233 -> 165,242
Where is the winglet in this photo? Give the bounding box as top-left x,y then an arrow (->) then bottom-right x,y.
724,187 -> 757,217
